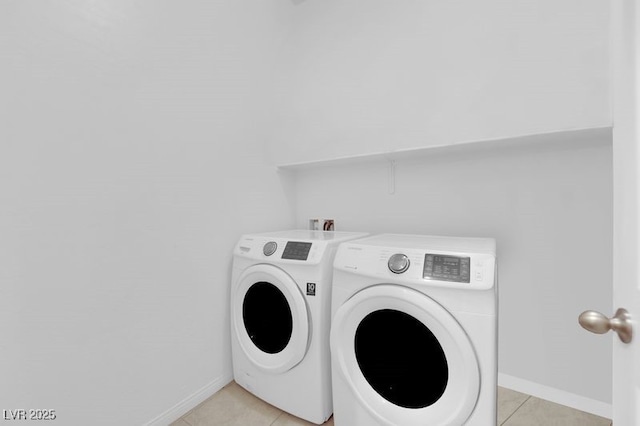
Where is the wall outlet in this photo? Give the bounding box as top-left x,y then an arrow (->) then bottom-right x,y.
309,218 -> 335,231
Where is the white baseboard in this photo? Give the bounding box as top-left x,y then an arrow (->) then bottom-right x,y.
498,373 -> 612,420
146,372 -> 611,424
145,373 -> 234,426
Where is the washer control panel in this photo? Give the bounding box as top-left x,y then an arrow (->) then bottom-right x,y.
388,253 -> 410,274
281,241 -> 313,261
234,232 -> 372,265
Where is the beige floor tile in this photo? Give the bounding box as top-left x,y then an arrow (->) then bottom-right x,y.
271,412 -> 334,426
169,419 -> 191,426
183,381 -> 282,426
497,386 -> 530,425
503,396 -> 611,426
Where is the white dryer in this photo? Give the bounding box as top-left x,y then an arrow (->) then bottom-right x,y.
231,230 -> 368,424
330,234 -> 497,426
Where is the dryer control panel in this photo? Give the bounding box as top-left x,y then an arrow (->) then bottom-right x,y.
334,237 -> 496,291
423,254 -> 470,283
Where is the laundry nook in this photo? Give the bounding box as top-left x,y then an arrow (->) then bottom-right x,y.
2,1 -> 636,425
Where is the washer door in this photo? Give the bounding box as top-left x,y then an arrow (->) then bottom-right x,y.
330,285 -> 480,426
233,265 -> 309,374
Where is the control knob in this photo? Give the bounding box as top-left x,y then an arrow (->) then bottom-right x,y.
263,241 -> 277,256
388,253 -> 410,274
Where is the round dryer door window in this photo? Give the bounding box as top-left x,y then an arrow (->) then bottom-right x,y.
233,265 -> 309,374
330,285 -> 480,426
242,281 -> 293,354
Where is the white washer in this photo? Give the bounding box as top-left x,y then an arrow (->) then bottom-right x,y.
231,230 -> 368,424
330,234 -> 497,426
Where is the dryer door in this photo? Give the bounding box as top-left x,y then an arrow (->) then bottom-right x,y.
233,264 -> 309,374
330,285 -> 480,426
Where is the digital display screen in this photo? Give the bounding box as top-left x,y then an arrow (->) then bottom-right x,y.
423,254 -> 470,283
281,241 -> 312,261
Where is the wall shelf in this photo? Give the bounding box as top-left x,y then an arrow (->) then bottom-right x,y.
276,127 -> 613,172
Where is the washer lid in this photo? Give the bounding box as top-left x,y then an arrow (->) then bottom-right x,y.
330,285 -> 480,426
233,264 -> 309,374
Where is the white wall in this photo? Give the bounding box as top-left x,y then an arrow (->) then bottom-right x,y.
289,130 -> 613,409
269,0 -> 610,165
0,1 -> 293,424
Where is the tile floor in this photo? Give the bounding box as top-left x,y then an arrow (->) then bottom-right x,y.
171,381 -> 612,426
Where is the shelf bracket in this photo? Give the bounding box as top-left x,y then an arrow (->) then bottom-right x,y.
388,159 -> 396,195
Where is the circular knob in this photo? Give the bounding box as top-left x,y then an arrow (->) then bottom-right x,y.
263,241 -> 277,256
388,253 -> 410,274
578,308 -> 633,344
